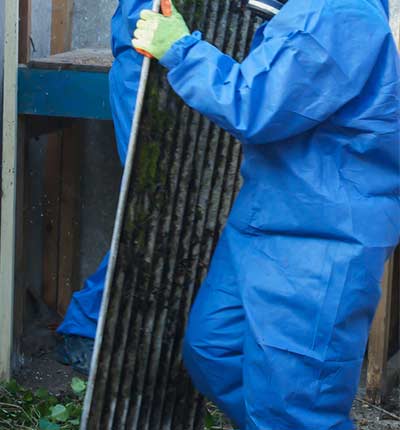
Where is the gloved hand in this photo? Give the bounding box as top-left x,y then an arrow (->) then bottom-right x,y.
132,1 -> 190,60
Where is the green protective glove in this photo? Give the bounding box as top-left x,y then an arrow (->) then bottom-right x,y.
132,2 -> 190,60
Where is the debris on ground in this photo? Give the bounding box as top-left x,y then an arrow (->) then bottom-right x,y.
0,377 -> 86,430
7,322 -> 400,430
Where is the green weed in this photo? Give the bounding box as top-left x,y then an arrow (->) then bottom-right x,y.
0,377 -> 86,430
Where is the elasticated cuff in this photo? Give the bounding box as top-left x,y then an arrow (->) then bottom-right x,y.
159,31 -> 202,69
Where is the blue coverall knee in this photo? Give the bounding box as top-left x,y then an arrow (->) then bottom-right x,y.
184,225 -> 390,430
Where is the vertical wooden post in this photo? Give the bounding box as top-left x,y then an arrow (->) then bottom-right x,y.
43,130 -> 63,309
43,0 -> 81,315
13,117 -> 29,370
0,0 -> 19,380
13,0 -> 32,370
57,121 -> 82,315
18,0 -> 31,64
51,0 -> 74,54
366,257 -> 394,404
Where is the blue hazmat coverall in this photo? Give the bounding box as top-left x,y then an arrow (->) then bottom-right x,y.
169,1 -> 399,429
59,0 -> 400,428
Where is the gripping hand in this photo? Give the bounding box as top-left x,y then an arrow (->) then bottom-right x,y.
132,0 -> 190,60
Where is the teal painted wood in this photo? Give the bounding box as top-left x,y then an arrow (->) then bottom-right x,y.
18,67 -> 112,120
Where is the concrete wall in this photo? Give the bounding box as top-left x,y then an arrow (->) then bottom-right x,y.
31,0 -> 52,58
72,0 -> 117,49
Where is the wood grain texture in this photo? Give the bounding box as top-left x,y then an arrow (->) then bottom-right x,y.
29,49 -> 113,72
51,0 -> 74,55
42,0 -> 82,316
42,132 -> 63,310
18,0 -> 32,64
366,257 -> 395,404
13,117 -> 30,370
1,0 -> 19,380
56,121 -> 82,316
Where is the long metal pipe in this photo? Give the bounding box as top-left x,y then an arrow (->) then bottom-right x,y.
80,1 -> 161,426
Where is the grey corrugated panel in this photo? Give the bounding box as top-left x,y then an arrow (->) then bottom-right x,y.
84,0 -> 261,428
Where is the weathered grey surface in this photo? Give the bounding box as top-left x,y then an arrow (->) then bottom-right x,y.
29,48 -> 113,71
31,0 -> 52,59
79,121 -> 121,286
72,0 -> 117,50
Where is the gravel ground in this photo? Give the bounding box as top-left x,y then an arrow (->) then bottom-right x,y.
353,381 -> 400,430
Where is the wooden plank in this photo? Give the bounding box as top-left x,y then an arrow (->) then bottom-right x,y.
389,247 -> 399,356
51,0 -> 74,55
13,117 -> 30,370
18,0 -> 31,64
42,131 -> 63,309
42,0 -> 76,315
56,121 -> 82,316
14,0 -> 31,369
26,115 -> 64,137
0,0 -> 19,380
366,257 -> 395,404
29,49 -> 113,73
18,67 -> 112,120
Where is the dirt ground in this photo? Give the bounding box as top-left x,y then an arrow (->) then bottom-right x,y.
13,322 -> 400,429
14,318 -> 83,396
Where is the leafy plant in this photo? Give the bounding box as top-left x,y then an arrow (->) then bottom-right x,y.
204,402 -> 232,430
1,378 -> 230,430
0,378 -> 86,430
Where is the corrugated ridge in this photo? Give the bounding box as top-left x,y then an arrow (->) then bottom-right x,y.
85,1 -> 262,428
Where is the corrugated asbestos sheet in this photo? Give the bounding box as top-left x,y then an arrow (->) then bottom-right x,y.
84,1 -> 261,429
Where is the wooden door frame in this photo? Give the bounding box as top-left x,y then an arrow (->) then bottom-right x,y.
0,0 -> 20,380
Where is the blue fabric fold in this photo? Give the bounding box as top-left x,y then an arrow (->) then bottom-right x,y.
59,1 -> 399,429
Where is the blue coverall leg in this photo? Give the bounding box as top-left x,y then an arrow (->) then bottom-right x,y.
157,0 -> 400,428
184,227 -> 247,428
184,225 -> 392,430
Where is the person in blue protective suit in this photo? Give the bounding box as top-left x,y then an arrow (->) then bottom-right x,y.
56,0 -> 153,374
132,0 -> 400,429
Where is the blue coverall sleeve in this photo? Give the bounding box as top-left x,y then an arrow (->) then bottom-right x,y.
160,3 -> 386,144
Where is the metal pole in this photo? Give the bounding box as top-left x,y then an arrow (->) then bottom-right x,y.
389,0 -> 400,47
0,0 -> 19,380
80,0 -> 161,426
